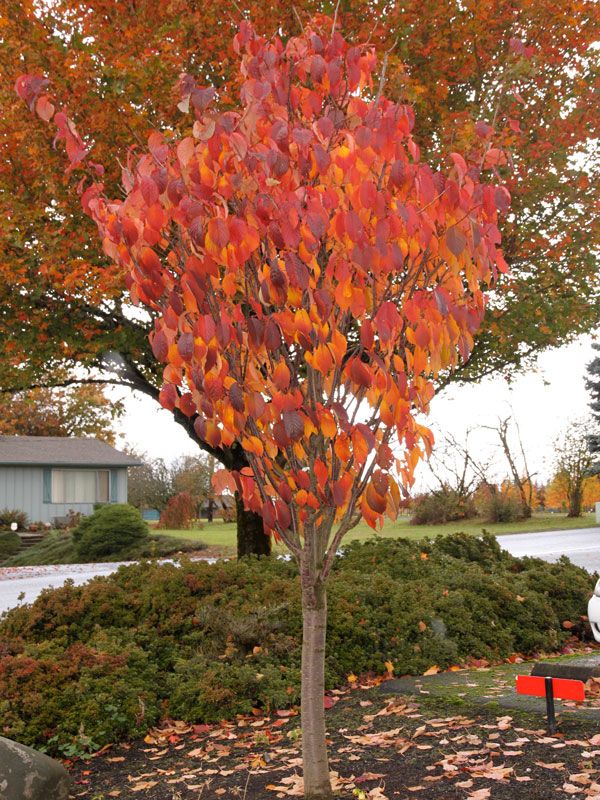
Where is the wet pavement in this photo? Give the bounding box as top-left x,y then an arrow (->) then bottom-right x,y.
497,527 -> 600,574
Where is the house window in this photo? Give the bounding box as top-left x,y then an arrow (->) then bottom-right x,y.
50,470 -> 111,504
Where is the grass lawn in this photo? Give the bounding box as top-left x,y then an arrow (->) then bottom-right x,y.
156,511 -> 599,554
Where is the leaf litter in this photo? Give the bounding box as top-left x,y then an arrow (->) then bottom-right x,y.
68,657 -> 600,800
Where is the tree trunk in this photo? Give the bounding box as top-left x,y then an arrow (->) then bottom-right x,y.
300,578 -> 332,800
568,484 -> 583,517
236,494 -> 271,557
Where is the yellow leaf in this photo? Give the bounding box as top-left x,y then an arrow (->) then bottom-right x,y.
384,660 -> 394,677
423,665 -> 439,676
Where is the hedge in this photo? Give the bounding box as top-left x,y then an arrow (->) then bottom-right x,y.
0,533 -> 594,756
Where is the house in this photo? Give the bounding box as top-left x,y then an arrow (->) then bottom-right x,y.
0,436 -> 141,525
199,494 -> 236,520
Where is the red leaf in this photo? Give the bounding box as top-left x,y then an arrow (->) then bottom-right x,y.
151,330 -> 169,362
177,332 -> 194,361
350,359 -> 372,387
446,226 -> 466,258
35,95 -> 55,122
374,301 -> 401,343
282,410 -> 304,441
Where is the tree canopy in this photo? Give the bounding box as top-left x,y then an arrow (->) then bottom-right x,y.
2,0 -> 597,399
0,385 -> 122,443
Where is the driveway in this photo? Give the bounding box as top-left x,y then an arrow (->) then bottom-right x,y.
497,527 -> 600,574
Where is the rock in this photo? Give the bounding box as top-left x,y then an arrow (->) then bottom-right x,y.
0,736 -> 70,800
531,656 -> 600,683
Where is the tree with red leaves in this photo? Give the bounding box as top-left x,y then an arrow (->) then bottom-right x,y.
17,16 -> 509,798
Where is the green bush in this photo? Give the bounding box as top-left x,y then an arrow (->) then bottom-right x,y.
0,508 -> 28,531
0,531 -> 21,559
0,534 -> 594,755
411,489 -> 477,525
72,504 -> 149,560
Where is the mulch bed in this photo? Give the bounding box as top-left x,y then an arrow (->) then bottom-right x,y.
68,684 -> 600,799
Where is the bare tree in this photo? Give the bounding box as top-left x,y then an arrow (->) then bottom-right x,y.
483,416 -> 535,518
426,430 -> 491,498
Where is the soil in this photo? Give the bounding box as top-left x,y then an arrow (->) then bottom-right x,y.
67,682 -> 600,799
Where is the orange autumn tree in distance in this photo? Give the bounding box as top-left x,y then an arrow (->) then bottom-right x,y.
17,17 -> 509,799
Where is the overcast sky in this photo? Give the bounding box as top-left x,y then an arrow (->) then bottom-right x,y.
113,333 -> 598,489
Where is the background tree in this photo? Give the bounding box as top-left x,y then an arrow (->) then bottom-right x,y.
484,416 -> 535,518
411,431 -> 490,524
171,454 -> 214,517
127,454 -> 173,512
0,385 -> 122,443
18,16 -> 509,796
551,419 -> 598,517
3,0 -> 598,556
544,471 -> 600,512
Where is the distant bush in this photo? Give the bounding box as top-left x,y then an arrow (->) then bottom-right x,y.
0,508 -> 28,531
72,504 -> 149,560
0,533 -> 593,755
411,488 -> 477,525
0,531 -> 21,559
158,492 -> 196,529
477,484 -> 525,523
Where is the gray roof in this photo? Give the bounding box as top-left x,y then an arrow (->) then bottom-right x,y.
0,436 -> 141,467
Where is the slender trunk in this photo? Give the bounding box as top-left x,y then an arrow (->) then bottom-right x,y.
300,578 -> 332,800
236,494 -> 272,557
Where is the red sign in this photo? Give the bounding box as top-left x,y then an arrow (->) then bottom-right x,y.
516,675 -> 585,702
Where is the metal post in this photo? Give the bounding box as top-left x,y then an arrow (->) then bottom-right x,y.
545,676 -> 557,734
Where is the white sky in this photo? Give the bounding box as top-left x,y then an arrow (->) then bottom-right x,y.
113,333 -> 598,489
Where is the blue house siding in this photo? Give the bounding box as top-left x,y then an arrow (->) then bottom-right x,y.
0,465 -> 129,525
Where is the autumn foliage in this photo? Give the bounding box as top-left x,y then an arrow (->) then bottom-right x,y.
16,16 -> 510,797
16,19 -> 508,544
158,492 -> 197,530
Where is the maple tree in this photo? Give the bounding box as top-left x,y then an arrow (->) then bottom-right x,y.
3,0 -> 598,558
17,14 -> 509,795
0,385 -> 121,443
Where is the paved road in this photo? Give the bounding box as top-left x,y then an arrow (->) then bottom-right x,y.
497,527 -> 600,575
1,527 -> 598,616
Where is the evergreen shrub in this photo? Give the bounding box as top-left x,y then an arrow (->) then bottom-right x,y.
0,533 -> 593,755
